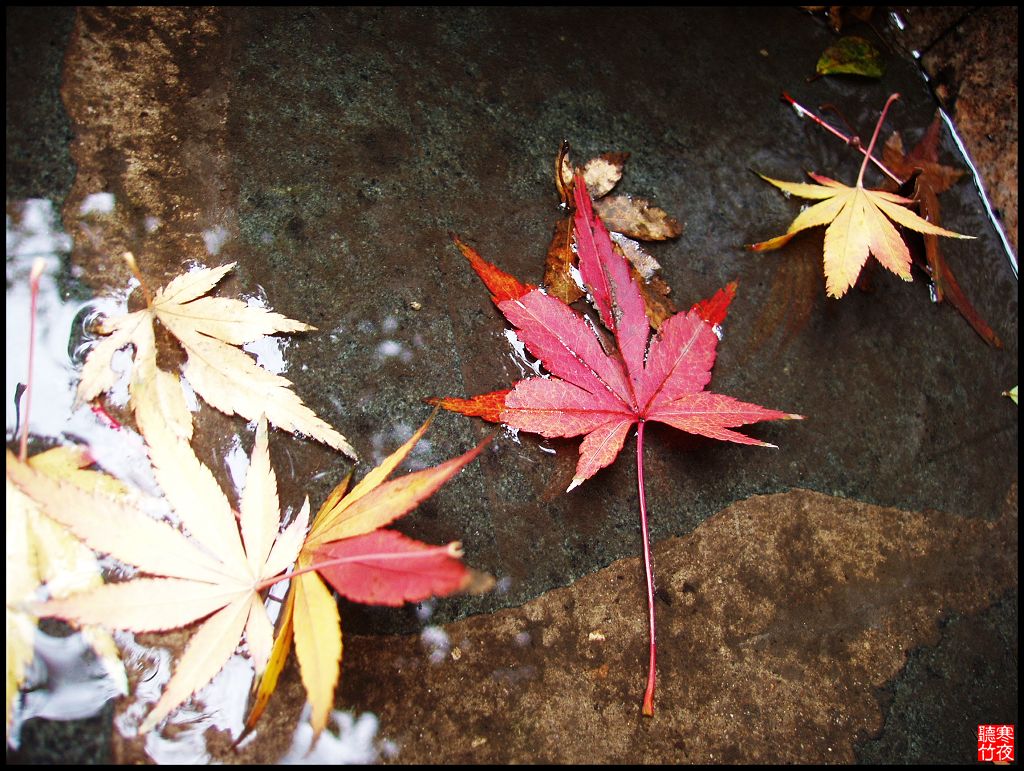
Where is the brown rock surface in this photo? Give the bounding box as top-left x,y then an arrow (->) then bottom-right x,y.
891,6 -> 1018,255
153,485 -> 1017,764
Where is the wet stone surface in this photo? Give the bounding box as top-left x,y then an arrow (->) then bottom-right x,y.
6,6 -> 1017,764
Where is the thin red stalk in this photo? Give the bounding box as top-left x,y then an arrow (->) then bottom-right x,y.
637,419 -> 657,716
253,542 -> 461,593
782,92 -> 903,185
857,93 -> 901,188
18,260 -> 46,462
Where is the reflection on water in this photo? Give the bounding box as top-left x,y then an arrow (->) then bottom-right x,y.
6,198 -> 157,491
6,199 -> 141,746
7,629 -> 124,748
420,626 -> 452,664
6,198 -> 397,763
279,706 -> 382,765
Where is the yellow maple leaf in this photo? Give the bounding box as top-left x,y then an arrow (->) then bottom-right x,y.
245,411 -> 489,738
6,446 -> 129,741
11,416 -> 308,735
76,254 -> 356,459
749,93 -> 974,299
749,171 -> 973,298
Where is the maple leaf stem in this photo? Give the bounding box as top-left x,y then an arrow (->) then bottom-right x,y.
253,542 -> 463,593
782,92 -> 903,185
18,259 -> 46,462
636,419 -> 657,716
122,251 -> 154,306
857,93 -> 901,188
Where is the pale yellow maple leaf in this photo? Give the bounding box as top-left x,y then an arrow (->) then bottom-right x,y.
6,446 -> 129,741
246,411 -> 488,738
10,417 -> 309,735
76,256 -> 356,459
749,170 -> 973,299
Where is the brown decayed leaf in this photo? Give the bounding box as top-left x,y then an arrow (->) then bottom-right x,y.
609,231 -> 661,279
76,258 -> 357,459
882,116 -> 1000,348
558,149 -> 630,201
18,416 -> 309,735
543,216 -> 584,304
547,143 -> 682,325
579,152 -> 631,198
611,228 -> 677,328
634,272 -> 677,330
593,194 -> 683,240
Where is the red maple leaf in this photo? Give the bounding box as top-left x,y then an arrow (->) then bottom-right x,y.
431,176 -> 802,715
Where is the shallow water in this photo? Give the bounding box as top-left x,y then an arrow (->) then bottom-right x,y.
6,6 -> 1017,764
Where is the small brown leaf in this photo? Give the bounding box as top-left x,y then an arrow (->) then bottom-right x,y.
881,113 -> 999,347
609,233 -> 675,329
593,195 -> 682,240
543,216 -> 584,304
579,152 -> 630,198
635,272 -> 677,330
882,118 -> 966,195
609,232 -> 661,279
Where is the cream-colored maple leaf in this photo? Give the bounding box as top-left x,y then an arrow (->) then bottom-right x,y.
10,417 -> 309,735
76,256 -> 356,459
6,447 -> 129,741
750,92 -> 976,299
749,171 -> 973,298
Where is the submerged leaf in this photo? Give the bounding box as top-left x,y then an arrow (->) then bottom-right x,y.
816,36 -> 885,78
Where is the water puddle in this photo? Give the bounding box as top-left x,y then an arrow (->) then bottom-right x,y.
7,5 -> 1017,765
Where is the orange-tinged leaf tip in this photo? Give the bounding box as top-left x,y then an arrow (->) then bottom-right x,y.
450,233 -> 532,304
747,233 -> 796,252
447,541 -> 464,558
424,391 -> 510,423
566,477 -> 584,493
